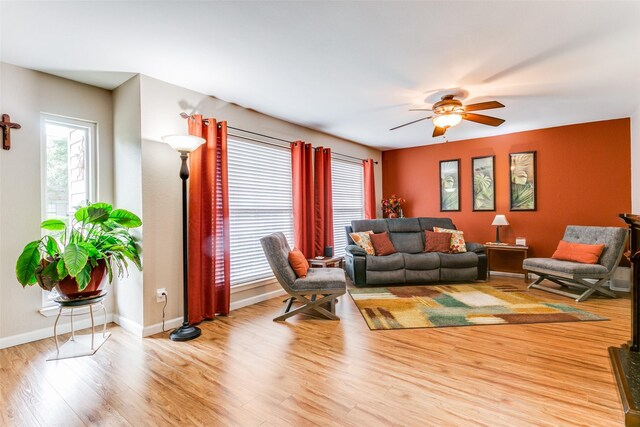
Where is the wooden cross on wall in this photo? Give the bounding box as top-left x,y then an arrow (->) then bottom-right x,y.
0,114 -> 21,150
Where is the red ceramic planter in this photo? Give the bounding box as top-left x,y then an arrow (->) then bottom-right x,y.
56,259 -> 108,299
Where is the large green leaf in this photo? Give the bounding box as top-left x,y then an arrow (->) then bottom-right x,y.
63,243 -> 89,277
87,207 -> 110,223
109,209 -> 142,228
45,236 -> 60,257
74,207 -> 89,223
90,202 -> 113,214
16,241 -> 41,286
56,257 -> 68,279
41,219 -> 66,231
76,264 -> 92,291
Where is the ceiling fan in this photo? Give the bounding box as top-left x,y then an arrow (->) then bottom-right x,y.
390,95 -> 506,137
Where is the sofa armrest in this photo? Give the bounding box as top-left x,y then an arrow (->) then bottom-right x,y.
466,242 -> 485,254
345,244 -> 367,256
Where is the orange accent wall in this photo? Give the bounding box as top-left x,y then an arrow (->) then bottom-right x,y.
382,119 -> 631,257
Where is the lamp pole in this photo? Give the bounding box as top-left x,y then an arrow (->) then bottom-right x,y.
170,152 -> 201,341
161,134 -> 205,342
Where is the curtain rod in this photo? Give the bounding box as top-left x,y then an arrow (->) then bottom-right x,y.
180,112 -> 378,165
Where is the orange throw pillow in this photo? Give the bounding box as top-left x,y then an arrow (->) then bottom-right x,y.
288,248 -> 310,277
370,232 -> 396,256
424,230 -> 452,253
551,241 -> 605,264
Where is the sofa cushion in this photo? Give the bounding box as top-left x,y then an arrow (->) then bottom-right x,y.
292,268 -> 346,292
370,232 -> 396,256
424,230 -> 452,253
402,252 -> 440,270
552,240 -> 605,264
434,227 -> 467,253
562,225 -> 627,271
366,253 -> 404,271
390,232 -> 424,254
406,269 -> 440,283
352,219 -> 388,234
366,269 -> 405,285
418,217 -> 455,232
523,258 -> 609,277
438,252 -> 478,268
387,217 -> 421,232
350,231 -> 375,255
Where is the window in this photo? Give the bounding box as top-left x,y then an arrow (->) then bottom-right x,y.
227,138 -> 294,286
41,115 -> 97,307
332,158 -> 364,256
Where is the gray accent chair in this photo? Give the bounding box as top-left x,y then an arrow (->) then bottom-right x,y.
260,232 -> 346,321
524,225 -> 628,302
344,217 -> 487,287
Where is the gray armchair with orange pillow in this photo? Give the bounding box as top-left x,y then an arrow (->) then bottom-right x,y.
524,225 -> 628,302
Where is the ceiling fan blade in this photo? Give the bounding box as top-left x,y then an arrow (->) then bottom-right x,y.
462,113 -> 505,127
389,116 -> 433,131
463,101 -> 505,112
409,108 -> 432,111
432,126 -> 447,137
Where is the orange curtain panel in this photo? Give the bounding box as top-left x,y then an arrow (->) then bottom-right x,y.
313,147 -> 334,257
291,141 -> 315,258
363,159 -> 376,219
187,115 -> 231,323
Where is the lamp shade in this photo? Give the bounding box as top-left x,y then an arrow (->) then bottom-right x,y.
161,135 -> 205,153
492,214 -> 509,226
433,113 -> 462,128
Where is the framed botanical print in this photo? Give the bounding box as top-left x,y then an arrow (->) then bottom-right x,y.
509,151 -> 537,211
440,159 -> 460,211
472,155 -> 495,211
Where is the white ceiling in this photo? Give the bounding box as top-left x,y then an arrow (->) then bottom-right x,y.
1,1 -> 639,150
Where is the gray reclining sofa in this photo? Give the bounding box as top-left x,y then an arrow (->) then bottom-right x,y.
344,217 -> 487,287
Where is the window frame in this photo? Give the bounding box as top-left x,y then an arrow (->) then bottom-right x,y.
227,136 -> 294,288
39,114 -> 98,309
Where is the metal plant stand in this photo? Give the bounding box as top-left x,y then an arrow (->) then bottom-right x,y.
47,291 -> 110,361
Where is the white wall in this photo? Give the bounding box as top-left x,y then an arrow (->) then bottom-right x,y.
0,63 -> 113,348
136,74 -> 383,330
632,104 -> 640,213
112,75 -> 144,334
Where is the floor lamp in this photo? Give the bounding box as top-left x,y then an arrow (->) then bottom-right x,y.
162,134 -> 205,341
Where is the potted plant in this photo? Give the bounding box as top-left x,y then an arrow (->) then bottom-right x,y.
381,194 -> 405,218
15,202 -> 142,299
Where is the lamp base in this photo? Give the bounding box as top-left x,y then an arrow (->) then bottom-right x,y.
170,324 -> 201,341
495,226 -> 502,244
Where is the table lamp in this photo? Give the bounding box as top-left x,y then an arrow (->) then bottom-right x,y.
491,214 -> 509,243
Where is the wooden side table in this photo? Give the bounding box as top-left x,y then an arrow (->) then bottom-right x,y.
308,256 -> 344,269
485,244 -> 529,282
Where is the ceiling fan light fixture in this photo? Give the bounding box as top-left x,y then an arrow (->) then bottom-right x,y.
432,113 -> 462,129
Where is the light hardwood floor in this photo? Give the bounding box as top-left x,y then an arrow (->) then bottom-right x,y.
0,276 -> 630,426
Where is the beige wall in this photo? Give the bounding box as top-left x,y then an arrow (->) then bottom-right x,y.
137,75 -> 382,329
0,63 -> 113,347
112,75 -> 144,331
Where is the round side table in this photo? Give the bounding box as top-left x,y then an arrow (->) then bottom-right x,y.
47,291 -> 111,361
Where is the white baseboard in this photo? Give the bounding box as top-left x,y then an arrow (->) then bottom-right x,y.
112,314 -> 143,336
142,316 -> 183,337
0,314 -> 113,350
230,288 -> 286,311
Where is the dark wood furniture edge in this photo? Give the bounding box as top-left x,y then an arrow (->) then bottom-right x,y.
609,345 -> 640,426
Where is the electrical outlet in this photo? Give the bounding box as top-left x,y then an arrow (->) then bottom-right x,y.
156,288 -> 167,303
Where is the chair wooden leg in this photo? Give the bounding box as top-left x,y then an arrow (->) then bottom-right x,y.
273,293 -> 342,321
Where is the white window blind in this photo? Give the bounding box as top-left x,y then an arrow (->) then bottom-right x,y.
228,138 -> 294,286
332,158 -> 364,257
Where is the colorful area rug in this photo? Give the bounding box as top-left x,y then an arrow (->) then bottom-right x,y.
349,284 -> 606,330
